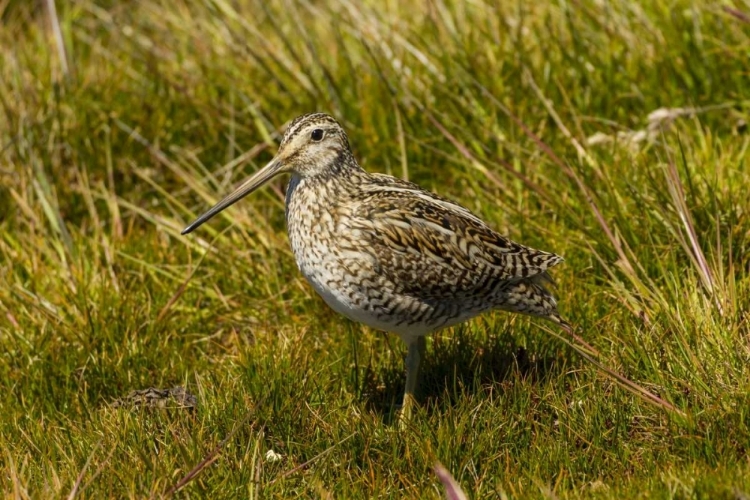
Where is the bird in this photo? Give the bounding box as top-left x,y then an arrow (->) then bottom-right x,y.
182,113 -> 570,422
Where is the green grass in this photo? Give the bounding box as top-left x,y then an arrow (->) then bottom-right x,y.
1,0 -> 749,497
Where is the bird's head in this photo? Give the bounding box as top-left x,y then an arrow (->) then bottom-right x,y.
181,113 -> 353,235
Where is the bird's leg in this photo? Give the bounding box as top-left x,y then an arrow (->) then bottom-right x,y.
399,335 -> 426,426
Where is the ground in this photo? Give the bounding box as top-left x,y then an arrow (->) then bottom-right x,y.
1,1 -> 749,498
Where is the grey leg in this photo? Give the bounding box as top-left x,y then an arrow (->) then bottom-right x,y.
400,335 -> 426,426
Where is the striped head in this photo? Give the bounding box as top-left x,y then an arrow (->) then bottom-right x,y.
181,113 -> 356,234
277,113 -> 354,178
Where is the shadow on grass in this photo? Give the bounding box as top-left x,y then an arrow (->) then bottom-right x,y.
359,328 -> 559,424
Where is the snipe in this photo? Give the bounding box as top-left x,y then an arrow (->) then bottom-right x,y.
182,113 -> 570,422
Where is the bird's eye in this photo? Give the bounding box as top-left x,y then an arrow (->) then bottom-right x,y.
311,129 -> 324,141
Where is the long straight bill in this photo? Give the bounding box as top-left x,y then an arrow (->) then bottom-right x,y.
181,159 -> 283,235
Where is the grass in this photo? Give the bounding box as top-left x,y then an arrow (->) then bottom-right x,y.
1,0 -> 749,497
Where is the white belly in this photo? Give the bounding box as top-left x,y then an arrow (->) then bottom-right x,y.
298,253 -> 437,341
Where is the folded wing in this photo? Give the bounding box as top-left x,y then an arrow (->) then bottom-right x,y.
341,176 -> 562,301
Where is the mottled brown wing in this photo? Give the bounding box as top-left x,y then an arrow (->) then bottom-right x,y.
344,184 -> 562,300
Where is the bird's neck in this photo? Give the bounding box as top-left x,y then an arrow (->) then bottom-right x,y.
302,154 -> 368,188
285,157 -> 366,216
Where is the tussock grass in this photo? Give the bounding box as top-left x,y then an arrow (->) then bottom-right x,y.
1,0 -> 749,497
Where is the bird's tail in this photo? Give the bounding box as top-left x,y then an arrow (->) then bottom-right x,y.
495,276 -> 597,353
494,274 -> 599,354
497,272 -> 569,329
546,310 -> 573,334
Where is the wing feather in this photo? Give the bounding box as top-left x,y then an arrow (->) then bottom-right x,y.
342,176 -> 562,301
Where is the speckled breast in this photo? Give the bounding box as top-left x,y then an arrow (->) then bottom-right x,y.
284,175 -> 434,338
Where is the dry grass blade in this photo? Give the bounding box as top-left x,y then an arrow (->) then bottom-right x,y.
155,230 -> 215,323
523,68 -> 601,177
4,448 -> 29,500
158,398 -> 264,499
74,444 -> 118,498
267,433 -> 356,486
664,158 -> 720,310
66,440 -> 102,500
68,439 -> 108,500
541,323 -> 681,415
722,6 -> 750,24
45,0 -> 70,77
